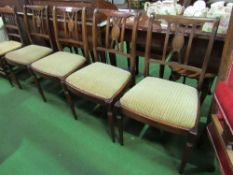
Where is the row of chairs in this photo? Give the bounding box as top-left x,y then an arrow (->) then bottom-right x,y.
0,5 -> 219,173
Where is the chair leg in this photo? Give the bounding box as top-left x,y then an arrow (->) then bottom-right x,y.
179,131 -> 197,174
107,105 -> 115,142
6,61 -> 22,89
200,78 -> 214,104
0,58 -> 14,87
159,65 -> 164,78
135,56 -> 139,75
31,70 -> 47,102
61,81 -> 78,120
109,52 -> 117,66
115,102 -> 124,145
117,114 -> 124,145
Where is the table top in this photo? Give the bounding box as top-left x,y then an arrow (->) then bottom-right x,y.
122,10 -> 225,41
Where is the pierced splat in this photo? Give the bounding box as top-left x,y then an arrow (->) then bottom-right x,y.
172,33 -> 185,53
32,9 -> 45,33
110,17 -> 123,49
111,25 -> 120,42
35,15 -> 41,28
63,11 -> 79,39
68,17 -> 74,33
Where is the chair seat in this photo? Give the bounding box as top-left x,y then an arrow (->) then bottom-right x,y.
31,51 -> 86,78
5,44 -> 52,65
120,77 -> 199,129
66,62 -> 131,100
0,40 -> 22,56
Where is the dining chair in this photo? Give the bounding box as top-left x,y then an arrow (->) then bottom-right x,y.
115,15 -> 219,173
0,6 -> 23,86
64,9 -> 140,141
30,6 -> 89,102
4,5 -> 53,89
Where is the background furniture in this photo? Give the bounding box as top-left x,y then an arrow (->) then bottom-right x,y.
207,52 -> 233,175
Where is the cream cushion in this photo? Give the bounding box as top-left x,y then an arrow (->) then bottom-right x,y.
31,51 -> 86,78
0,41 -> 22,56
120,77 -> 199,129
66,62 -> 131,100
5,44 -> 52,65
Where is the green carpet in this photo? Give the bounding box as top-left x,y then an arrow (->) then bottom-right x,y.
0,57 -> 220,175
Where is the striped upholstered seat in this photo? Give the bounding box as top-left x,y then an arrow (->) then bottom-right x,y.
31,51 -> 86,78
5,45 -> 52,65
66,62 -> 131,100
0,40 -> 22,56
120,77 -> 199,129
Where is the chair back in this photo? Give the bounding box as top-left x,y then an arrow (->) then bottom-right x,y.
24,5 -> 53,49
52,6 -> 88,59
144,15 -> 219,90
0,6 -> 23,43
92,9 -> 140,76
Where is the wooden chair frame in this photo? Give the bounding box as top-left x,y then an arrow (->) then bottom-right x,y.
115,15 -> 219,173
144,15 -> 219,91
30,6 -> 89,102
0,5 -> 23,87
5,5 -> 53,89
64,9 -> 140,142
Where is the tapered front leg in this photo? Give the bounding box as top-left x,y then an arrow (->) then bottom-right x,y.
179,131 -> 197,174
107,105 -> 115,142
0,58 -> 14,87
7,61 -> 22,89
114,101 -> 124,145
61,81 -> 78,120
30,68 -> 47,102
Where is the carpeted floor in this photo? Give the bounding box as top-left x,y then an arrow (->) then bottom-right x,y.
0,56 -> 220,175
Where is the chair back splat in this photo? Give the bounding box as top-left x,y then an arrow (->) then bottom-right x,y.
0,6 -> 23,43
24,5 -> 54,49
53,6 -> 89,61
144,15 -> 219,91
92,9 -> 140,79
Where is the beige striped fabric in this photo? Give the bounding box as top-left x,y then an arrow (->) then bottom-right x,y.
120,77 -> 199,129
0,41 -> 22,56
5,45 -> 52,65
31,51 -> 86,78
66,62 -> 131,100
